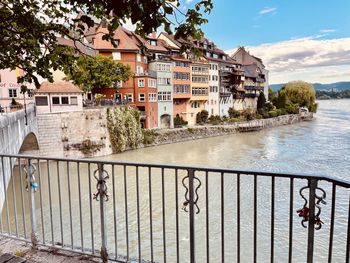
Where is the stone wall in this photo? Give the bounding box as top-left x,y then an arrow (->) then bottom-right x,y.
37,108 -> 112,158
148,113 -> 309,147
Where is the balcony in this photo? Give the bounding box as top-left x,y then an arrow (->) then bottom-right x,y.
245,85 -> 264,91
0,154 -> 349,263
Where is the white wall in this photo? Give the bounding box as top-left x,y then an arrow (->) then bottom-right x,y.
206,63 -> 220,116
35,93 -> 83,114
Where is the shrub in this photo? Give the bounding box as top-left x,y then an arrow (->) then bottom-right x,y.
196,110 -> 209,124
285,103 -> 299,114
275,109 -> 282,116
187,128 -> 194,133
242,109 -> 255,121
228,107 -> 241,118
257,92 -> 266,110
142,129 -> 157,145
268,110 -> 278,118
208,115 -> 222,125
255,114 -> 263,119
174,114 -> 188,127
228,118 -> 241,123
279,108 -> 287,115
309,103 -> 318,113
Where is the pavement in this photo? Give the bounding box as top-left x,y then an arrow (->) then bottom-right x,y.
0,237 -> 101,263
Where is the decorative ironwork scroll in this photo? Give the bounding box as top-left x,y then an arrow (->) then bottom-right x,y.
182,173 -> 202,214
297,184 -> 327,230
93,168 -> 109,201
23,162 -> 38,192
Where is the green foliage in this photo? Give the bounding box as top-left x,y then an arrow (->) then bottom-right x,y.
208,115 -> 222,125
242,109 -> 255,121
106,106 -> 143,153
10,98 -> 23,109
285,103 -> 299,114
0,0 -> 212,85
174,115 -> 188,127
228,107 -> 241,118
15,250 -> 24,257
268,110 -> 278,118
187,128 -> 195,133
316,89 -> 350,99
257,92 -> 266,110
276,91 -> 287,109
196,110 -> 209,124
65,55 -> 132,93
309,103 -> 318,113
281,81 -> 316,108
255,114 -> 263,120
142,129 -> 157,145
268,87 -> 277,104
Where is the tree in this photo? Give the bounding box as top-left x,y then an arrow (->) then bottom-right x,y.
228,107 -> 240,118
281,81 -> 316,108
0,0 -> 213,86
64,55 -> 132,93
268,87 -> 277,105
196,110 -> 209,124
257,92 -> 266,110
276,91 -> 287,109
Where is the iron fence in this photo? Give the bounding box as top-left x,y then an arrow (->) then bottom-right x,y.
0,154 -> 349,263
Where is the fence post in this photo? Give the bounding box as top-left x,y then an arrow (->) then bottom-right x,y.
188,169 -> 196,263
96,163 -> 109,263
27,159 -> 38,249
307,178 -> 317,263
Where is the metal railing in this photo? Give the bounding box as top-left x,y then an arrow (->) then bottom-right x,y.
0,154 -> 349,263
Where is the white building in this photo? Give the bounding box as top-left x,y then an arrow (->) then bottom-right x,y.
34,81 -> 83,114
206,62 -> 220,116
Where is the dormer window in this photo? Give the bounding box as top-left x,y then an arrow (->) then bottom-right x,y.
149,40 -> 157,46
203,44 -> 208,49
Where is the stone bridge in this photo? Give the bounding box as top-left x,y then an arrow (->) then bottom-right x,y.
0,104 -> 39,209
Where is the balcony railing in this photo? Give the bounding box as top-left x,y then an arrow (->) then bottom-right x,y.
0,154 -> 349,263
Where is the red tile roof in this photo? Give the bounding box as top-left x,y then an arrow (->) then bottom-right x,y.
37,81 -> 83,93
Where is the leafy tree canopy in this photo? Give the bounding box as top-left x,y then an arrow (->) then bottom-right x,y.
0,0 -> 213,87
64,55 -> 132,93
257,92 -> 266,110
281,81 -> 316,108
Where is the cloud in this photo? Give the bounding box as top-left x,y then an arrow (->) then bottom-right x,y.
259,7 -> 277,15
320,28 -> 336,33
227,36 -> 350,83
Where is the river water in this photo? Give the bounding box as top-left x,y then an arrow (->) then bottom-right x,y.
107,99 -> 350,179
2,99 -> 350,263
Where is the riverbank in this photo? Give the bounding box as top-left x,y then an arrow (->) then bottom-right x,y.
36,109 -> 313,158
142,113 -> 312,148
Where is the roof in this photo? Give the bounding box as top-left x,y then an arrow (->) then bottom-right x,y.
57,37 -> 97,56
37,81 -> 83,93
93,26 -> 141,51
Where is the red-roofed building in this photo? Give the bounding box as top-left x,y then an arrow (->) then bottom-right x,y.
92,26 -> 158,128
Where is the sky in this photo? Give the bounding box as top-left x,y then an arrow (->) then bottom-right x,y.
181,0 -> 350,84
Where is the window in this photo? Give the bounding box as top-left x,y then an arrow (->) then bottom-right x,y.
70,96 -> 78,105
191,101 -> 200,108
115,80 -> 122,88
210,86 -> 218,92
158,77 -> 171,85
137,54 -> 141,62
61,97 -> 69,104
192,87 -> 208,96
148,93 -> 157,102
173,72 -> 190,80
157,91 -> 172,101
8,89 -> 17,98
139,93 -> 145,102
211,75 -> 218,81
148,79 -> 156,87
174,61 -> 189,68
35,96 -> 48,106
138,79 -> 145,87
137,66 -> 144,75
149,40 -> 157,46
192,76 -> 209,83
125,94 -> 133,102
174,85 -> 190,93
112,52 -> 121,60
156,63 -> 171,72
52,97 -> 60,105
144,56 -> 147,63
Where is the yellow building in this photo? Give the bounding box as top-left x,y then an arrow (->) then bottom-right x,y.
187,57 -> 209,125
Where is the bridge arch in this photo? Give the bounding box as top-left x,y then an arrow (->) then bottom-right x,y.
18,132 -> 39,154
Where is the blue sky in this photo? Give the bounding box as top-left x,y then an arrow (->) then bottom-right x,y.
182,0 -> 350,84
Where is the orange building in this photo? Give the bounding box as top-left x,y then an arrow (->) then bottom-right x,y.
172,57 -> 192,122
93,26 -> 158,128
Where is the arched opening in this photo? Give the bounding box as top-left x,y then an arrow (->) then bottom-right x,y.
160,114 -> 171,129
19,132 -> 39,154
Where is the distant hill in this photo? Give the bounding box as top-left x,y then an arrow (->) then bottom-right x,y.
270,82 -> 350,92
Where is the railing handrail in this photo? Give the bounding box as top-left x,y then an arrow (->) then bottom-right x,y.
1,153 -> 349,188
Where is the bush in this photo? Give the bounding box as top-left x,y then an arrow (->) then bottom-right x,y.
255,114 -> 263,119
257,92 -> 266,110
279,108 -> 287,115
228,107 -> 241,118
208,115 -> 222,125
242,109 -> 255,121
228,118 -> 241,123
174,114 -> 188,127
196,110 -> 209,124
309,103 -> 318,113
285,103 -> 299,114
275,109 -> 282,116
268,110 -> 278,118
142,129 -> 157,145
